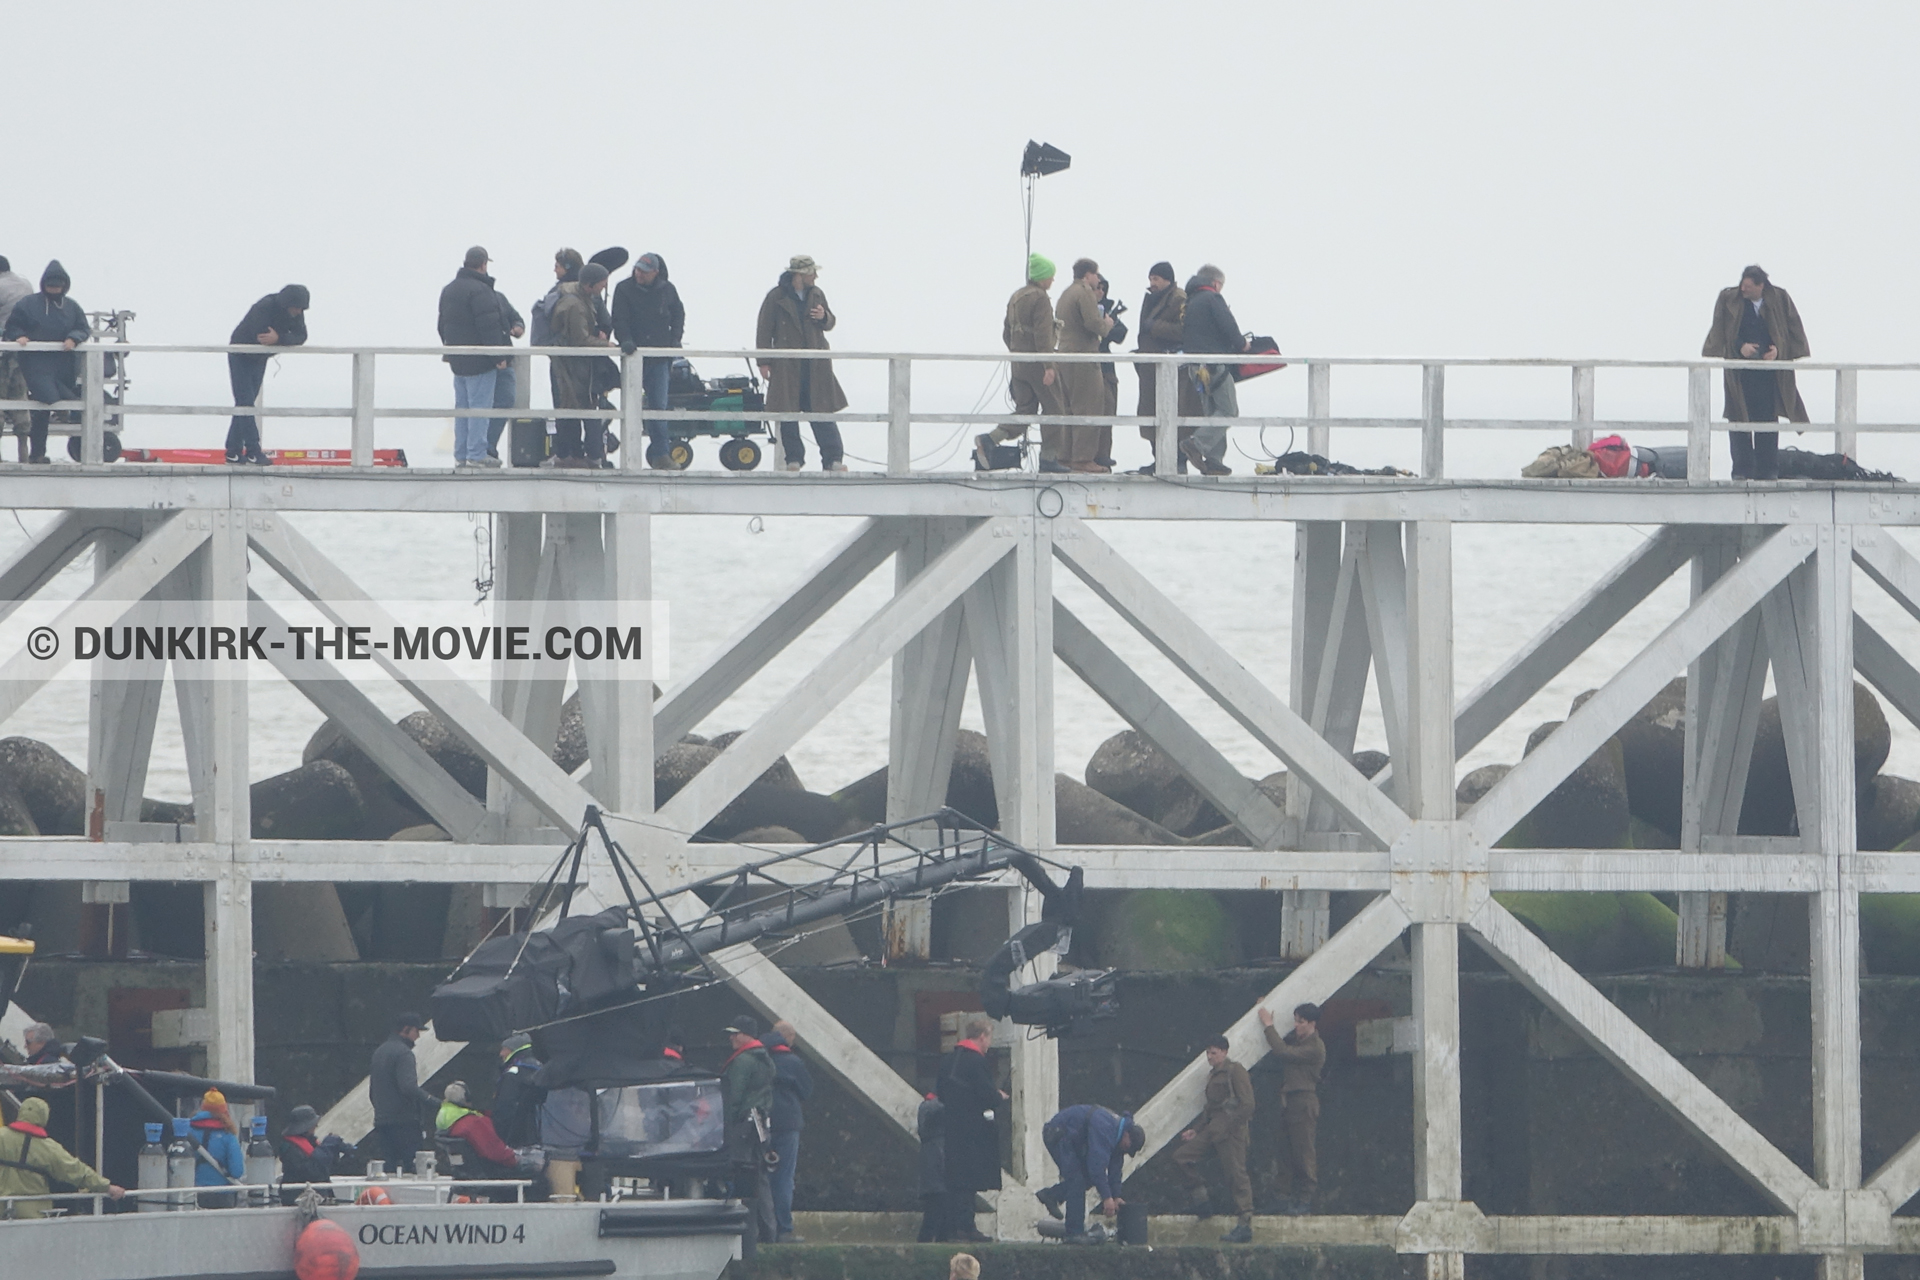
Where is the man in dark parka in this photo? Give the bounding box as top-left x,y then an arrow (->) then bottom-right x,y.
756,255 -> 847,471
224,283 -> 310,464
2,261 -> 90,463
1134,262 -> 1200,473
935,1014 -> 1003,1243
1701,264 -> 1809,481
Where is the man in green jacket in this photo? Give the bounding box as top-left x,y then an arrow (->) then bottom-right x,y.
1261,1002 -> 1327,1213
0,1097 -> 123,1218
1172,1035 -> 1256,1242
721,1015 -> 777,1243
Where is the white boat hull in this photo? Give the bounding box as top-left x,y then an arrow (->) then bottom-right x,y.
0,1198 -> 746,1280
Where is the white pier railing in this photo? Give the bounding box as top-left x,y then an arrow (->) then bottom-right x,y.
0,343 -> 1903,478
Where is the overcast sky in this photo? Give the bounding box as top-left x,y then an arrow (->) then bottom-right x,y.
10,1 -> 1920,469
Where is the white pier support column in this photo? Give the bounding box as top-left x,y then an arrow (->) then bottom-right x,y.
969,515 -> 1056,1237
179,512 -> 255,1083
1809,526 -> 1864,1280
1283,520 -> 1343,956
1407,521 -> 1465,1280
489,514 -> 564,836
86,516 -> 165,832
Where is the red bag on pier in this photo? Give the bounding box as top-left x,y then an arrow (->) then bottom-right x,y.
1587,434 -> 1631,478
1235,335 -> 1287,381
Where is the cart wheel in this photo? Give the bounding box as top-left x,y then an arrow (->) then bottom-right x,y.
666,440 -> 694,471
720,438 -> 761,471
66,431 -> 124,463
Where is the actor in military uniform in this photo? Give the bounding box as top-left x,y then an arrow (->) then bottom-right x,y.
1171,1034 -> 1256,1242
1261,1001 -> 1326,1213
978,254 -> 1063,470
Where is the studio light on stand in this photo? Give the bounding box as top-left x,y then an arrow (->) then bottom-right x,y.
1020,140 -> 1071,270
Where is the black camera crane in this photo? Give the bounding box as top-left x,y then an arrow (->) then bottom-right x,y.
430,808 -> 1117,1079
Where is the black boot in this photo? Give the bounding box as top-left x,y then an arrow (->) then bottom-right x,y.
1728,431 -> 1754,480
1221,1216 -> 1253,1244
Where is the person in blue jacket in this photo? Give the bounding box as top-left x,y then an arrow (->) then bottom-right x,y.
189,1088 -> 247,1207
1,260 -> 89,463
1035,1104 -> 1144,1242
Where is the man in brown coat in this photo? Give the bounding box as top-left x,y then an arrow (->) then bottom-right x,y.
979,253 -> 1064,471
1133,262 -> 1200,474
757,255 -> 847,472
1172,1035 -> 1255,1243
1054,257 -> 1112,473
1260,1002 -> 1326,1214
1701,264 -> 1809,481
548,263 -> 612,469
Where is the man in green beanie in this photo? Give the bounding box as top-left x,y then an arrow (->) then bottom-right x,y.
0,1096 -> 122,1217
978,254 -> 1066,472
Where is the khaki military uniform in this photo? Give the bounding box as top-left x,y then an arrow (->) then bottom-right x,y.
1053,279 -> 1107,466
1172,1057 -> 1254,1217
1265,1024 -> 1326,1201
996,283 -> 1062,455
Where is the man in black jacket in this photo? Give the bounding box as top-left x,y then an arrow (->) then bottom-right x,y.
492,1034 -> 544,1148
765,1019 -> 814,1243
225,283 -> 309,464
438,246 -> 510,469
936,1015 -> 1003,1243
368,1011 -> 438,1171
1180,264 -> 1246,477
2,261 -> 90,464
611,253 -> 685,460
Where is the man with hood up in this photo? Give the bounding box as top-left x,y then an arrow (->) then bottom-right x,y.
612,253 -> 685,463
225,284 -> 310,465
0,1096 -> 121,1218
549,262 -> 613,468
3,260 -> 90,464
756,256 -> 848,472
0,257 -> 33,455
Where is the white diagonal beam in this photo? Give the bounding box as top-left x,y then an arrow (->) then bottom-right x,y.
655,517 -> 905,748
658,518 -> 1011,838
1854,530 -> 1920,627
1467,526 -> 1813,850
1053,517 -> 1412,849
0,511 -> 209,728
0,510 -> 117,623
1466,895 -> 1817,1210
1132,892 -> 1411,1168
1454,525 -> 1696,758
1855,615 -> 1920,731
249,593 -> 489,841
248,518 -> 597,831
1053,601 -> 1291,847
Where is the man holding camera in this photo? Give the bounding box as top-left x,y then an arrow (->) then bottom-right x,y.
1055,258 -> 1113,473
1701,264 -> 1809,481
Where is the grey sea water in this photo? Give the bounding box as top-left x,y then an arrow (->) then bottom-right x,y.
5,387 -> 1919,817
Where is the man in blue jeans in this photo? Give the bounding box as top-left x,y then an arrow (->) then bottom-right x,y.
1036,1104 -> 1143,1243
765,1019 -> 814,1243
436,246 -> 509,468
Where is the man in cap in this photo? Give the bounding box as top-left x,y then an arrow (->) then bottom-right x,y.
3,261 -> 90,464
756,256 -> 848,472
549,262 -> 613,468
612,252 -> 686,464
276,1105 -> 350,1203
978,253 -> 1064,471
0,1096 -> 122,1218
0,256 -> 33,457
1036,1103 -> 1144,1243
369,1011 -> 439,1171
438,246 -> 510,469
493,1033 -> 545,1148
223,283 -> 310,465
720,1015 -> 778,1242
1134,262 -> 1198,474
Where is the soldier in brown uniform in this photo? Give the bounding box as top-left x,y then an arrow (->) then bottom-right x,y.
1172,1034 -> 1256,1243
977,254 -> 1064,472
1054,257 -> 1113,473
1260,1002 -> 1326,1214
